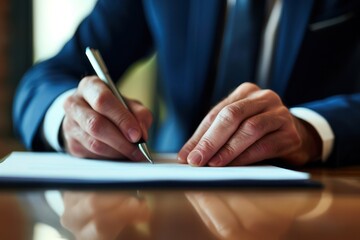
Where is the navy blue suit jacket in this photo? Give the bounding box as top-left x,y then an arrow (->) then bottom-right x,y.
14,0 -> 360,166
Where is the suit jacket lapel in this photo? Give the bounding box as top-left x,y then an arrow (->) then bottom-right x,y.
271,0 -> 314,96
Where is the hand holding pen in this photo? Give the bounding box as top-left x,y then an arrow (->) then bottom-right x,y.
86,47 -> 153,163
60,48 -> 153,162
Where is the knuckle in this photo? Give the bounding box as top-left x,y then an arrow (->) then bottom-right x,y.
205,111 -> 218,124
66,140 -> 85,158
86,115 -> 103,136
204,106 -> 220,124
86,75 -> 98,84
277,105 -> 288,115
198,137 -> 217,152
79,76 -> 95,89
87,138 -> 103,154
63,95 -> 77,112
182,141 -> 198,155
92,92 -> 111,112
241,119 -> 259,138
253,141 -> 273,156
242,82 -> 258,90
235,82 -> 259,94
230,83 -> 263,102
114,111 -> 132,128
215,145 -> 236,166
260,89 -> 282,103
223,143 -> 237,157
217,105 -> 241,126
261,89 -> 274,96
248,116 -> 269,135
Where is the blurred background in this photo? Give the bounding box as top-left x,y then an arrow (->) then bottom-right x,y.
0,0 -> 155,158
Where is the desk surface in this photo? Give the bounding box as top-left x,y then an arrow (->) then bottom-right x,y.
0,165 -> 360,240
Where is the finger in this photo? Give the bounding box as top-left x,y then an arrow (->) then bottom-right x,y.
227,82 -> 260,103
181,88 -> 284,166
62,192 -> 123,234
127,99 -> 153,140
220,193 -> 274,235
177,103 -> 225,163
61,192 -> 93,231
63,116 -> 106,158
78,76 -> 142,143
207,111 -> 283,167
229,130 -> 298,166
189,99 -> 269,166
64,95 -> 144,161
64,135 -> 105,159
63,115 -> 137,160
77,195 -> 149,240
71,129 -> 132,159
178,82 -> 260,164
186,192 -> 245,240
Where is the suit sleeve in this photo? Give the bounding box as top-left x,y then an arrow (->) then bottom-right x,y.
298,93 -> 360,166
13,0 -> 153,150
286,2 -> 360,167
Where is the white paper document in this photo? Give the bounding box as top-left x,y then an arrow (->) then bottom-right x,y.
0,152 -> 311,187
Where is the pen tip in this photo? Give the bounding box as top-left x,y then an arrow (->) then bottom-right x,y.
138,143 -> 154,164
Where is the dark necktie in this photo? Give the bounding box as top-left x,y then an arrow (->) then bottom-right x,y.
211,0 -> 266,104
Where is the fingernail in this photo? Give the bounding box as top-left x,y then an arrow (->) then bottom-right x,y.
177,155 -> 184,162
128,128 -> 140,142
188,150 -> 203,166
177,151 -> 186,162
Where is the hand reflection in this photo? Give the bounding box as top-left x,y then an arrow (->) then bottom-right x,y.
186,191 -> 320,240
60,191 -> 150,240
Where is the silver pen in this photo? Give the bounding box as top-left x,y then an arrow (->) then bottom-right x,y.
85,47 -> 153,164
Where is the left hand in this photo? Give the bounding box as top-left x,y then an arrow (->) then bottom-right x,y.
185,191 -> 320,240
178,82 -> 322,167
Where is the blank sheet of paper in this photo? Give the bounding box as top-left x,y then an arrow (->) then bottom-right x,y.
0,152 -> 313,187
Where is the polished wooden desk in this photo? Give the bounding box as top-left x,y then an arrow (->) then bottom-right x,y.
0,165 -> 359,240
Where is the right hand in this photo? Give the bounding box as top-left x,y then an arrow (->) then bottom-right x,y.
62,76 -> 153,160
61,191 -> 150,240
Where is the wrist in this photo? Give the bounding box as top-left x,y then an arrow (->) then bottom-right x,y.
285,117 -> 322,166
298,118 -> 322,163
290,107 -> 334,162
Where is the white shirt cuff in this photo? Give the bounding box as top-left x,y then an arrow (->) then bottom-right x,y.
290,107 -> 334,162
42,89 -> 76,151
45,190 -> 64,216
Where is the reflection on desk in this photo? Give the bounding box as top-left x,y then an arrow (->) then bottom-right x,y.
1,166 -> 360,240
0,194 -> 30,240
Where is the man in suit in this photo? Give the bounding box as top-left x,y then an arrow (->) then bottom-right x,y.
13,0 -> 360,166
